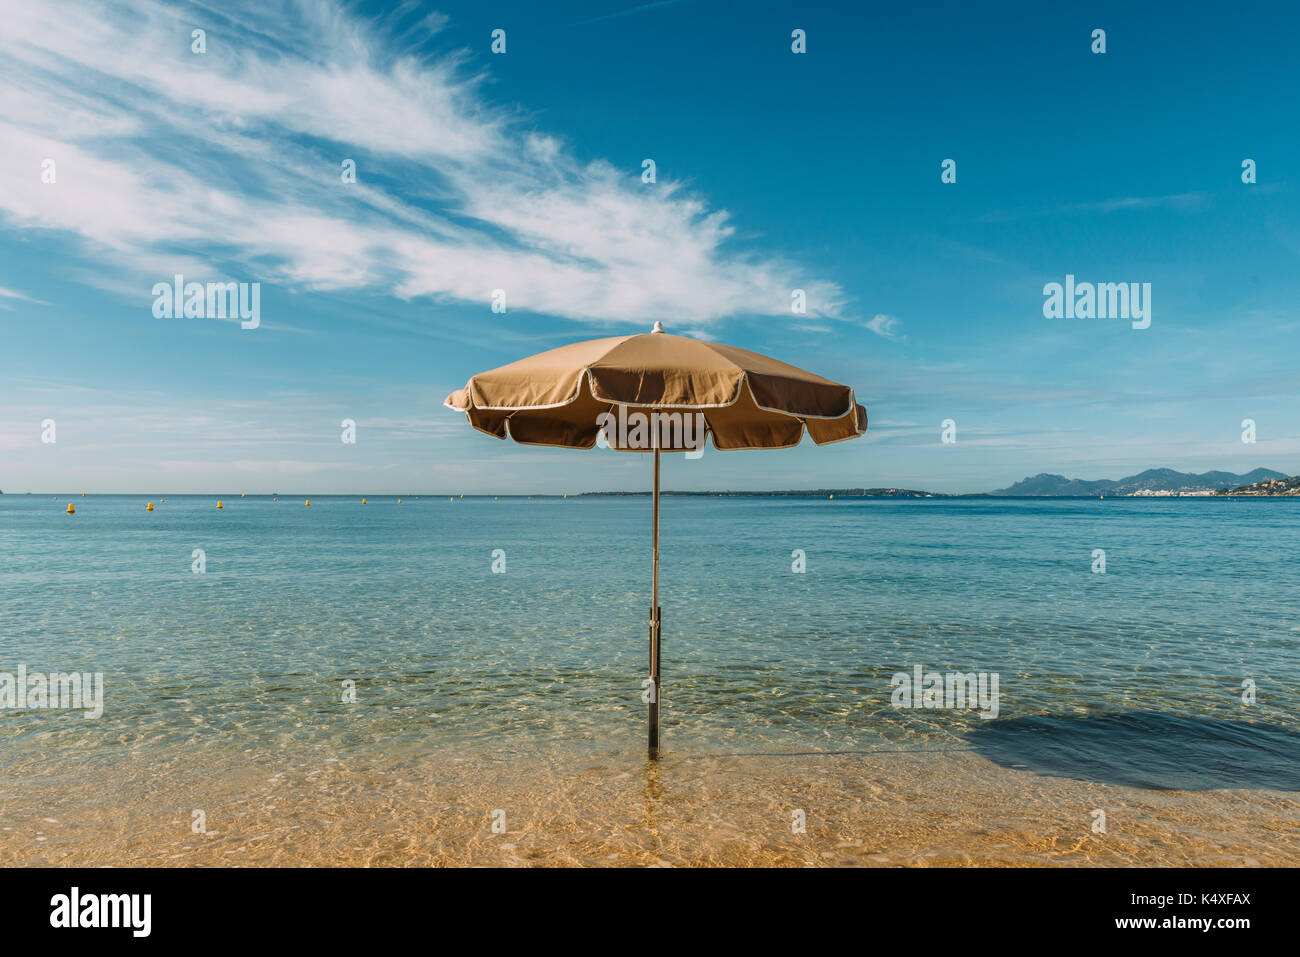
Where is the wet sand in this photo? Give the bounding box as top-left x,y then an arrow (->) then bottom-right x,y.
3,746 -> 1295,867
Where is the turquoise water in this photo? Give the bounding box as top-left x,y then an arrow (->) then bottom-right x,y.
1,494 -> 1297,787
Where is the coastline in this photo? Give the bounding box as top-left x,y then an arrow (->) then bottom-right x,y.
10,491 -> 1300,499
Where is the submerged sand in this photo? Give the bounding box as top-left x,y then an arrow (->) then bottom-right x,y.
2,745 -> 1295,866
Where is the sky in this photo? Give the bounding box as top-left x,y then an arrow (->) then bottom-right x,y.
1,0 -> 1298,494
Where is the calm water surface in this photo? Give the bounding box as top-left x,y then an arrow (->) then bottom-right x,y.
1,494 -> 1296,865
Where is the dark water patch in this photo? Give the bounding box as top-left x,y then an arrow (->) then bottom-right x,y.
968,710 -> 1300,791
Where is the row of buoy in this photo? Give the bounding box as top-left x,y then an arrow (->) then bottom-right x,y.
68,494 -> 502,516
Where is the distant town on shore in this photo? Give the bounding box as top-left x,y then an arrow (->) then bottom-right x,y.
581,467 -> 1300,498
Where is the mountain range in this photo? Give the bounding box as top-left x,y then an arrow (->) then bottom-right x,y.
990,468 -> 1286,496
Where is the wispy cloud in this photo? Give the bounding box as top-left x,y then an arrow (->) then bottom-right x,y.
863,313 -> 904,341
978,191 -> 1210,224
576,0 -> 693,26
0,284 -> 48,306
1063,191 -> 1208,215
0,0 -> 841,325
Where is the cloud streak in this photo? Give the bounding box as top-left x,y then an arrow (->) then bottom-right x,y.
863,313 -> 904,341
0,0 -> 842,325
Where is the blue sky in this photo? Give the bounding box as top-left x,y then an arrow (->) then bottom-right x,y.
2,0 -> 1298,494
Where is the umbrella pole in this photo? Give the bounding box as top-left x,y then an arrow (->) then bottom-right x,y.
649,447 -> 662,759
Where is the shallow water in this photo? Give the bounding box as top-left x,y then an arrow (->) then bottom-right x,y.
1,494 -> 1297,865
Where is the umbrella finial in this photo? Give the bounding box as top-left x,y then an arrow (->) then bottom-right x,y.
651,321 -> 664,333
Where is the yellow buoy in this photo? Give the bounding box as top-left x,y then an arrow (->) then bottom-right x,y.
449,497 -> 453,502
397,498 -> 402,504
362,498 -> 367,504
563,493 -> 567,499
146,502 -> 154,511
459,494 -> 463,499
241,493 -> 246,498
305,499 -> 311,507
81,493 -> 85,497
160,498 -> 165,503
217,501 -> 223,509
66,503 -> 75,514
829,494 -> 835,500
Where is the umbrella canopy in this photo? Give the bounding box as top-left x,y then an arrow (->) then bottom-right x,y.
444,322 -> 866,451
444,323 -> 868,758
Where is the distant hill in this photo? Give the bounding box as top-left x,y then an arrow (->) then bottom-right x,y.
991,468 -> 1286,496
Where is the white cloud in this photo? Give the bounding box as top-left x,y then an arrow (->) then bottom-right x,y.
0,284 -> 48,306
864,313 -> 904,340
0,0 -> 843,325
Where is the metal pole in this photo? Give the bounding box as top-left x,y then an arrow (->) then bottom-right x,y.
649,447 -> 662,759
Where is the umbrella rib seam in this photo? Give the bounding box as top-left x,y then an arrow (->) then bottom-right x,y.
447,369 -> 861,422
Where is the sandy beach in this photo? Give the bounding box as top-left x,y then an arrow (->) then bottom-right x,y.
4,743 -> 1296,867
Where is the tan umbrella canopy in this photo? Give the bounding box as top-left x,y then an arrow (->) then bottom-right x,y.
445,321 -> 867,757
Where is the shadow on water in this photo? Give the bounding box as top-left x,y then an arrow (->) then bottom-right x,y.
969,711 -> 1300,791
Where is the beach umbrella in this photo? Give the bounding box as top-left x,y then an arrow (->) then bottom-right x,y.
444,321 -> 867,758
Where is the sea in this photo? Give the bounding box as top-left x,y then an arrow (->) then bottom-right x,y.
1,494 -> 1296,866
